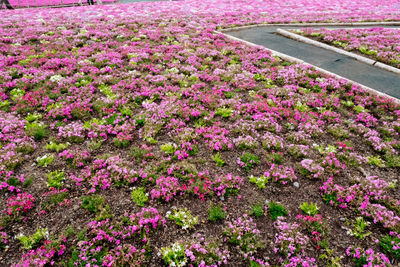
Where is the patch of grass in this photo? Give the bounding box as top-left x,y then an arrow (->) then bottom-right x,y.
81,195 -> 105,214
208,203 -> 226,222
266,152 -> 283,164
384,153 -> 400,168
25,122 -> 48,140
240,152 -> 260,171
379,234 -> 400,260
266,201 -> 288,221
250,203 -> 264,218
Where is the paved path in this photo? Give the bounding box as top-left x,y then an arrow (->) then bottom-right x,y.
119,0 -> 168,3
226,25 -> 400,99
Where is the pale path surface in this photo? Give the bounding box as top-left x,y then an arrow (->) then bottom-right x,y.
119,0 -> 170,2
227,25 -> 400,99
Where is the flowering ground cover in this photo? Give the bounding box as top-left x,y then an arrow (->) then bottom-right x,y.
7,0 -> 116,8
293,27 -> 400,69
1,0 -> 400,266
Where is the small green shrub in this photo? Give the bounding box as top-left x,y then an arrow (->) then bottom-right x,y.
384,153 -> 400,168
211,152 -> 225,167
379,234 -> 400,260
113,137 -> 130,148
47,170 -> 64,189
367,155 -> 385,167
131,187 -> 148,207
25,113 -> 42,122
240,152 -> 260,171
166,208 -> 198,230
250,203 -> 264,218
81,195 -> 105,214
208,203 -> 226,222
300,202 -> 319,216
249,175 -> 269,189
18,228 -> 48,249
25,122 -> 48,140
161,242 -> 186,267
215,107 -> 233,118
36,154 -> 55,167
266,202 -> 288,221
42,191 -> 69,210
160,143 -> 177,154
45,141 -> 69,152
266,152 -> 283,164
346,217 -> 371,240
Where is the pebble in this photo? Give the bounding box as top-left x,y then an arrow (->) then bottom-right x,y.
293,182 -> 300,188
339,217 -> 346,222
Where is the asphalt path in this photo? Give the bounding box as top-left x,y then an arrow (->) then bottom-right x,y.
226,25 -> 400,99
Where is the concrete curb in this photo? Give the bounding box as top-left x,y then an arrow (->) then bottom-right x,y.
213,30 -> 400,105
276,28 -> 400,75
220,21 -> 400,32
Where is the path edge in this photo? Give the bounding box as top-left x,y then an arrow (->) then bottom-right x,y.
214,30 -> 400,105
219,21 -> 400,32
276,28 -> 400,75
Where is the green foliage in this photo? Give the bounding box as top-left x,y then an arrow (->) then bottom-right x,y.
215,107 -> 233,118
211,152 -> 225,167
250,203 -> 264,218
288,145 -> 307,159
208,203 -> 226,222
379,234 -> 400,260
367,155 -> 385,167
353,105 -> 368,114
319,248 -> 342,267
328,125 -> 350,139
166,208 -> 198,230
47,170 -> 64,189
42,191 -> 69,210
25,122 -> 48,140
346,217 -> 371,240
240,152 -> 260,171
25,113 -> 42,122
161,242 -> 187,267
160,143 -> 177,154
18,228 -> 48,249
113,137 -> 130,148
45,141 -> 69,152
223,91 -> 236,99
36,154 -> 55,167
384,152 -> 400,168
131,187 -> 148,207
266,152 -> 283,164
81,195 -> 105,214
266,202 -> 288,221
300,202 -> 319,216
249,175 -> 268,189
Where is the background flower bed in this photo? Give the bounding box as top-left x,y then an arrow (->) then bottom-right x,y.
0,0 -> 400,266
7,0 -> 116,8
293,27 -> 400,69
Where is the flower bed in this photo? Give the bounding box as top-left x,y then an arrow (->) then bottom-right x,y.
0,0 -> 400,266
7,0 -> 116,8
294,27 -> 400,69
